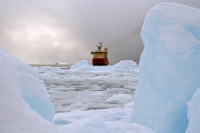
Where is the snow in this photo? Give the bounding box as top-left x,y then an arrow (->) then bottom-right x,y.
185,88 -> 200,133
130,3 -> 200,133
0,46 -> 57,133
70,60 -> 138,72
105,94 -> 133,104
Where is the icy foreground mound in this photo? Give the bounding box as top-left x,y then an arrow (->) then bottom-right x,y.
0,46 -> 57,133
119,123 -> 155,133
54,108 -> 155,133
70,60 -> 138,72
131,3 -> 200,133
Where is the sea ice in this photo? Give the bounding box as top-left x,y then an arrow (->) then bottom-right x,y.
36,62 -> 138,112
131,3 -> 200,133
0,46 -> 57,133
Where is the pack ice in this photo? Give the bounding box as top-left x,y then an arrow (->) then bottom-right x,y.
70,60 -> 138,72
0,46 -> 57,133
130,3 -> 200,133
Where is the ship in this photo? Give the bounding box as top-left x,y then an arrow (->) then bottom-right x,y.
91,42 -> 109,66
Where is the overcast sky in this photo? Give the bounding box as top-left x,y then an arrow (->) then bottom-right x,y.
0,0 -> 200,64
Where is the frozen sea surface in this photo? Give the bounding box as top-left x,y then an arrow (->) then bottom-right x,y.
33,65 -> 138,113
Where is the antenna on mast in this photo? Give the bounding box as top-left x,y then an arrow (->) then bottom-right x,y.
97,42 -> 103,51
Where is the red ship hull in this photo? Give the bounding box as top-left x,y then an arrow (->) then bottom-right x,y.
92,58 -> 109,65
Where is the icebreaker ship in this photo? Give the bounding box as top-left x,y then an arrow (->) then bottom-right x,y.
130,3 -> 200,133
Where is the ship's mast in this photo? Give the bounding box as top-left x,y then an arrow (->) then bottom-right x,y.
97,42 -> 102,52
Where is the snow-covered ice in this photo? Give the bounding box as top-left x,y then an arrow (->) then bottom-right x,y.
0,46 -> 57,133
131,3 -> 200,133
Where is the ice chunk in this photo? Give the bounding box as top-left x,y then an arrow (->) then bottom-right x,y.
0,46 -> 57,132
105,94 -> 133,104
124,102 -> 134,108
185,88 -> 200,133
109,60 -> 138,72
70,60 -> 93,71
70,60 -> 138,72
130,3 -> 200,133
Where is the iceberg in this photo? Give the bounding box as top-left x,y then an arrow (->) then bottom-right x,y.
70,60 -> 93,71
70,60 -> 138,72
130,3 -> 200,133
0,46 -> 57,133
105,94 -> 133,104
108,60 -> 138,72
185,88 -> 200,133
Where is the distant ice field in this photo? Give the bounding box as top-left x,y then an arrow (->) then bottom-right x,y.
33,64 -> 138,113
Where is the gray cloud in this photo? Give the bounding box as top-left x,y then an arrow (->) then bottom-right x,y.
0,0 -> 200,64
